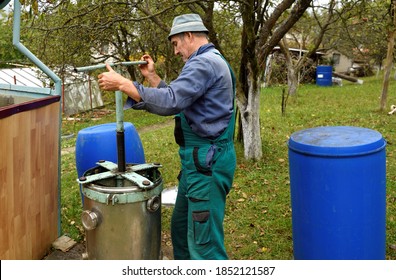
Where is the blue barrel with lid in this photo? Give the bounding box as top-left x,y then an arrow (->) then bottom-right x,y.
288,126 -> 386,260
316,65 -> 333,86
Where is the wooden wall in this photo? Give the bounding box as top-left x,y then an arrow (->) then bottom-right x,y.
0,95 -> 60,259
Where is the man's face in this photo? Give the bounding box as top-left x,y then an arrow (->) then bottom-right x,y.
170,33 -> 191,62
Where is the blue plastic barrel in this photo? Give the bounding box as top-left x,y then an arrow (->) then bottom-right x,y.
75,122 -> 145,178
288,126 -> 386,260
316,65 -> 333,86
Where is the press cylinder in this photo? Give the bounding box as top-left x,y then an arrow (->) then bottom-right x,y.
80,163 -> 163,260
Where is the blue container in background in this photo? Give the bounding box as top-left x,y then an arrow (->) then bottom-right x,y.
288,126 -> 386,260
316,65 -> 333,86
75,122 -> 145,178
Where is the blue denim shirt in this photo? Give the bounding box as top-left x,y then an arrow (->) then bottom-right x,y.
126,43 -> 234,139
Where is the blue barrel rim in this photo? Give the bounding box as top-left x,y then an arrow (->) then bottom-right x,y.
76,121 -> 135,134
288,126 -> 386,157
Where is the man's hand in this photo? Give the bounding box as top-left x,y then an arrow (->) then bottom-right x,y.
98,64 -> 141,102
139,54 -> 155,77
139,54 -> 162,87
98,64 -> 126,91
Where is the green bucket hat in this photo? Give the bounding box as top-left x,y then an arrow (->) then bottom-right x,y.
168,14 -> 209,40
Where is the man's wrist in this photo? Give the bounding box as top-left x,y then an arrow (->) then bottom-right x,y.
118,77 -> 132,93
146,74 -> 161,87
119,79 -> 141,102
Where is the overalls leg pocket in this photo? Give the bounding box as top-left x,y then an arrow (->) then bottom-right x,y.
192,208 -> 211,245
186,145 -> 216,245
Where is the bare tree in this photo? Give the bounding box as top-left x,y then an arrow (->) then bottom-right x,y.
237,0 -> 312,160
279,0 -> 337,98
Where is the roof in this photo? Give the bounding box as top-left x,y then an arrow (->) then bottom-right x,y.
0,67 -> 49,88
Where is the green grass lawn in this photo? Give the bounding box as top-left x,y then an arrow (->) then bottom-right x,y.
60,75 -> 396,260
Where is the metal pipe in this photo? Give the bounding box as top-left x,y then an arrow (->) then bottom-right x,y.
115,89 -> 126,172
74,61 -> 147,73
13,0 -> 62,96
115,90 -> 124,132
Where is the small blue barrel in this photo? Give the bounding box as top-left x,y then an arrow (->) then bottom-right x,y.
316,65 -> 333,86
75,122 -> 145,178
288,126 -> 386,260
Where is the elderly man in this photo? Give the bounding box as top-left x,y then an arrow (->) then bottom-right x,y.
98,13 -> 236,260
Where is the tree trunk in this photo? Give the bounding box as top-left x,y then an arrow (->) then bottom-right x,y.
380,0 -> 396,111
380,29 -> 396,110
279,39 -> 299,97
236,66 -> 262,160
287,68 -> 299,96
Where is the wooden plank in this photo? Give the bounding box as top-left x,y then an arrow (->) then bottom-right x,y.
332,72 -> 364,84
0,99 -> 60,259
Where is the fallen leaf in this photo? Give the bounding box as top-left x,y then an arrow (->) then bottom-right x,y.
261,247 -> 269,252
